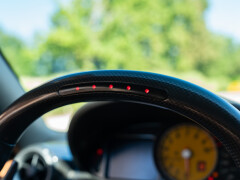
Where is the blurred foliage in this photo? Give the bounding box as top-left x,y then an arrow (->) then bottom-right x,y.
0,29 -> 35,75
1,0 -> 240,91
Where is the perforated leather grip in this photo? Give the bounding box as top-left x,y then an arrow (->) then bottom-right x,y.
1,70 -> 240,169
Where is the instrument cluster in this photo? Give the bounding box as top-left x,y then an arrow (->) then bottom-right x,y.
155,123 -> 240,180
68,102 -> 240,180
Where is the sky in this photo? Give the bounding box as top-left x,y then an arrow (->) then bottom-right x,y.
0,0 -> 240,42
0,1 -> 56,41
205,0 -> 240,42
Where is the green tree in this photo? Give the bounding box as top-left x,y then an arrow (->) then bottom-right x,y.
0,29 -> 35,75
37,0 -> 216,74
1,0 -> 240,90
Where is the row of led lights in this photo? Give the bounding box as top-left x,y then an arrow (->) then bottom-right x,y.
76,85 -> 150,94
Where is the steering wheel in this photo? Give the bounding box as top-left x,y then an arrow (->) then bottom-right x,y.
1,70 -> 240,178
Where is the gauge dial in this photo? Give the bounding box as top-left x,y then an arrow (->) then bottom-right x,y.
156,124 -> 218,180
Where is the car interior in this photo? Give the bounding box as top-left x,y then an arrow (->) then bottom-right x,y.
1,1 -> 240,179
1,52 -> 240,180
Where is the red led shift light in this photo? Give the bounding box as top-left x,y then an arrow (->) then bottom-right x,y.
76,87 -> 80,91
96,148 -> 103,156
145,89 -> 150,94
92,85 -> 96,89
109,84 -> 114,89
126,86 -> 131,90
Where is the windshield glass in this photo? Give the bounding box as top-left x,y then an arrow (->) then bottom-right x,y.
0,0 -> 240,131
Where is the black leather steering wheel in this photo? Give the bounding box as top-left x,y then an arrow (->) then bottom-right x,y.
1,70 -> 240,173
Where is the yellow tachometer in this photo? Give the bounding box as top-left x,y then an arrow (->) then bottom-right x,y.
156,124 -> 218,180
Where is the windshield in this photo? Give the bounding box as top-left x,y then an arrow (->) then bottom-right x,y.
0,0 -> 240,131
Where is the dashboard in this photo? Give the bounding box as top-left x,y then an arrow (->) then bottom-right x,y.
68,101 -> 240,180
14,101 -> 240,180
95,123 -> 239,180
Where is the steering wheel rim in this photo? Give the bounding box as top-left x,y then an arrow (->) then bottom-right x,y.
0,70 -> 240,171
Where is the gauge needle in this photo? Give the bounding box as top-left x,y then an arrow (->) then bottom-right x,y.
181,148 -> 192,180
